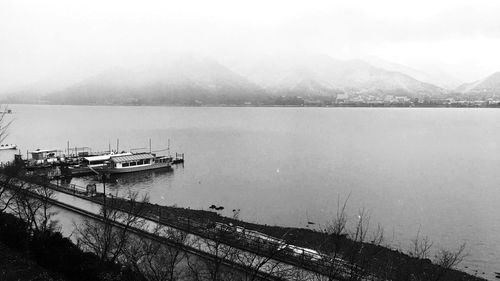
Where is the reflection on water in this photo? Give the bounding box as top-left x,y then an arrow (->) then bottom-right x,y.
110,166 -> 174,185
68,166 -> 177,199
107,167 -> 175,195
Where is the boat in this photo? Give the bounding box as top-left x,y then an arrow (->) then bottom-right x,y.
104,152 -> 172,174
66,152 -> 132,176
0,144 -> 17,150
28,149 -> 62,166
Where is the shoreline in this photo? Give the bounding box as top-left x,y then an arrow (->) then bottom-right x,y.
90,193 -> 487,281
1,166 -> 491,280
4,102 -> 500,109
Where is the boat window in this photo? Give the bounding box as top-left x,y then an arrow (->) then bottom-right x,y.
130,162 -> 136,166
144,159 -> 150,164
138,160 -> 144,165
123,162 -> 129,167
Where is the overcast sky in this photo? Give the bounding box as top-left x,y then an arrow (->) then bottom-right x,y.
1,0 -> 500,92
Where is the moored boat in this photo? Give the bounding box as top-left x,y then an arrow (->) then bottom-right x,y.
0,144 -> 17,150
104,153 -> 172,174
67,152 -> 132,176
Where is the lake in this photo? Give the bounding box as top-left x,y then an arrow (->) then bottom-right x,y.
1,104 -> 499,279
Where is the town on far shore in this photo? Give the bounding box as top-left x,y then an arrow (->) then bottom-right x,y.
264,91 -> 500,108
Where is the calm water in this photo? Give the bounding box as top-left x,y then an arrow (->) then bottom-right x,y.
2,104 -> 499,279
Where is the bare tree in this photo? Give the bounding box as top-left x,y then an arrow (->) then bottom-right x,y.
0,169 -> 22,212
185,230 -> 247,281
408,228 -> 433,260
316,196 -> 390,281
185,251 -> 209,281
11,181 -> 57,233
326,194 -> 350,237
315,194 -> 351,281
432,243 -> 467,281
235,233 -> 294,281
124,225 -> 188,281
369,224 -> 384,246
76,191 -> 149,263
202,237 -> 240,281
0,105 -> 13,144
351,208 -> 370,245
0,106 -> 19,213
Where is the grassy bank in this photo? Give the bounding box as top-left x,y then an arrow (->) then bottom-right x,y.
96,195 -> 485,281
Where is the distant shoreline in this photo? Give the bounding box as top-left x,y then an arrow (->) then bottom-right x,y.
4,102 -> 500,109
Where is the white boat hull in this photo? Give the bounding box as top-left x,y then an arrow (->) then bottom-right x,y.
0,145 -> 16,150
106,162 -> 171,174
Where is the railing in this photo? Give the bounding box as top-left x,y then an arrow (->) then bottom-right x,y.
39,177 -> 363,279
105,198 -> 359,278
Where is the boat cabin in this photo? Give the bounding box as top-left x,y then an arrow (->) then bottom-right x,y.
111,153 -> 151,168
30,149 -> 59,161
109,153 -> 170,168
82,152 -> 132,167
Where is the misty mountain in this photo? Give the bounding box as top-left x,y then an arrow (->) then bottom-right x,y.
456,72 -> 500,94
10,54 -> 450,106
232,55 -> 444,96
363,56 -> 461,89
44,56 -> 266,105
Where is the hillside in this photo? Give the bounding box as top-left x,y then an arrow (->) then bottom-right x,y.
43,56 -> 267,105
456,72 -> 500,94
232,55 -> 444,97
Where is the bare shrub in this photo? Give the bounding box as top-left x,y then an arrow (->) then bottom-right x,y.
408,228 -> 433,260
76,191 -> 149,263
125,225 -> 188,281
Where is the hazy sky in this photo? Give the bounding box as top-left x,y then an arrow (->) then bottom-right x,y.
1,0 -> 500,92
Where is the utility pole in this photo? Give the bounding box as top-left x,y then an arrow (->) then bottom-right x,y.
102,172 -> 107,218
89,165 -> 108,219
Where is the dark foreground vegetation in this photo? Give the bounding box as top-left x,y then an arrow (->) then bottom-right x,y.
0,212 -> 142,281
0,163 -> 145,281
1,165 -> 274,281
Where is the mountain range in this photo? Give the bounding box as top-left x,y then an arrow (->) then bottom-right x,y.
1,54 -> 500,105
232,55 -> 444,96
456,72 -> 500,94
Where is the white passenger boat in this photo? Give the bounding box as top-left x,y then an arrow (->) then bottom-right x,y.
68,152 -> 132,175
0,144 -> 17,150
104,153 -> 172,174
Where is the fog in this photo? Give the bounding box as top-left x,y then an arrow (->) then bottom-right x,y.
1,0 -> 500,92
